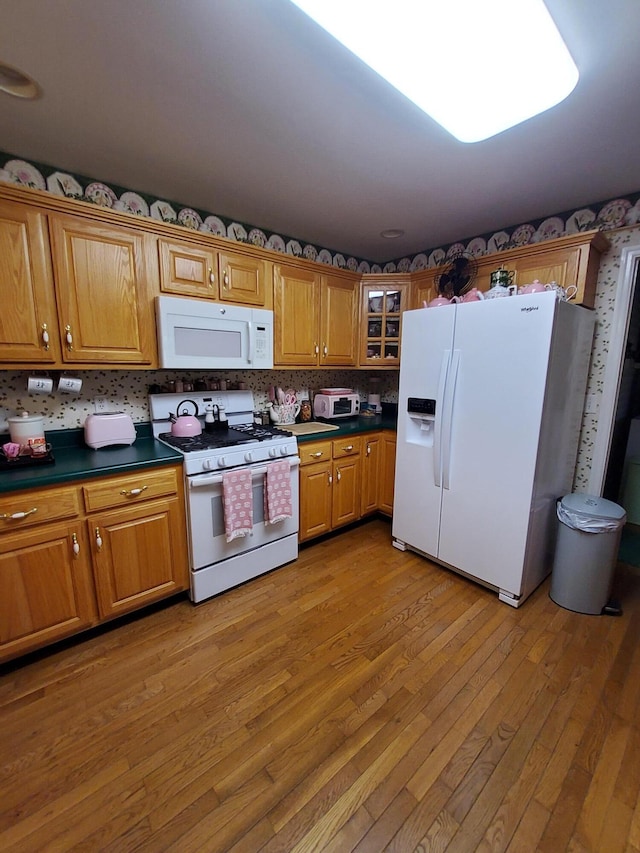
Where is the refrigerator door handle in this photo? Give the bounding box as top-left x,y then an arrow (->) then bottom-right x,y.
433,349 -> 451,488
442,349 -> 461,490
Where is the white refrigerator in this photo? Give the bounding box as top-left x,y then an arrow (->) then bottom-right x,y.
392,292 -> 595,607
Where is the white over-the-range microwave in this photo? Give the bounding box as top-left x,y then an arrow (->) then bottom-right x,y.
156,295 -> 274,369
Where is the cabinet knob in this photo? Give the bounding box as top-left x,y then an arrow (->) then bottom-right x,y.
323,344 -> 328,356
208,268 -> 215,286
336,468 -> 341,482
314,343 -> 319,355
223,269 -> 230,288
367,444 -> 371,455
120,485 -> 148,497
41,323 -> 50,351
95,527 -> 103,551
343,445 -> 354,452
65,324 -> 73,350
311,451 -> 323,458
72,532 -> 80,557
328,473 -> 333,485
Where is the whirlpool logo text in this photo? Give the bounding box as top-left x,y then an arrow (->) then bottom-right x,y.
520,305 -> 539,313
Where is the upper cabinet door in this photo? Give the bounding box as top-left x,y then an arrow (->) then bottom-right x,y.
48,213 -> 157,365
158,238 -> 217,297
320,274 -> 358,366
273,264 -> 320,365
218,249 -> 266,305
0,200 -> 60,363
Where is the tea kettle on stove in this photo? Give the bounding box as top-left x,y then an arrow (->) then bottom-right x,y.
170,399 -> 202,437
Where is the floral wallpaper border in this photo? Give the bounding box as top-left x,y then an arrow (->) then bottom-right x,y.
2,149 -> 640,275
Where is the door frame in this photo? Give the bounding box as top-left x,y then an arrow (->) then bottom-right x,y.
588,245 -> 640,495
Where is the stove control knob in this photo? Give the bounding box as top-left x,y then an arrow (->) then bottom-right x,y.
217,457 -> 226,468
244,451 -> 253,463
269,447 -> 278,458
203,459 -> 212,471
280,446 -> 289,456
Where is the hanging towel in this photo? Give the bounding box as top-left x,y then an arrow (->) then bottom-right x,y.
222,468 -> 253,542
264,460 -> 292,524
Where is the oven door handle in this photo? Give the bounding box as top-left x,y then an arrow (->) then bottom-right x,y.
189,457 -> 300,488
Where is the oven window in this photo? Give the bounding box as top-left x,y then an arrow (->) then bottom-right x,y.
333,397 -> 352,415
174,326 -> 242,359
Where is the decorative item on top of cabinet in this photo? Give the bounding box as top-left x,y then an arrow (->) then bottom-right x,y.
158,237 -> 267,306
359,276 -> 410,368
411,231 -> 609,310
273,262 -> 359,367
0,198 -> 62,364
48,212 -> 157,365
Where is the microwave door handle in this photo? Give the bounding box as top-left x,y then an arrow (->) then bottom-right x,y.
247,320 -> 253,364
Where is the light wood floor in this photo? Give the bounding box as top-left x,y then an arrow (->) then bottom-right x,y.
2,518 -> 640,852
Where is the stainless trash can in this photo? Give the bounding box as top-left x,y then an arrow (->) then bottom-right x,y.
550,494 -> 626,614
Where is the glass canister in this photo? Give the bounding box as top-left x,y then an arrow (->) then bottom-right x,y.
299,400 -> 312,422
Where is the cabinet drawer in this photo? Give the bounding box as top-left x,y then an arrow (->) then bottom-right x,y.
299,440 -> 332,466
332,437 -> 361,459
82,467 -> 179,513
0,486 -> 80,533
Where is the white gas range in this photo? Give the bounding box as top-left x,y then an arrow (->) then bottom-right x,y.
149,391 -> 300,603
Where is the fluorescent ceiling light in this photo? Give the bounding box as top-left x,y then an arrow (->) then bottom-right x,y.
290,0 -> 579,143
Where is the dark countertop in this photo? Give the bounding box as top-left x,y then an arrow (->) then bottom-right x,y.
0,409 -> 397,493
0,424 -> 182,494
294,409 -> 397,443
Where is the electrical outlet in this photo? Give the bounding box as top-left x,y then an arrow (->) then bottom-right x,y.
94,396 -> 110,413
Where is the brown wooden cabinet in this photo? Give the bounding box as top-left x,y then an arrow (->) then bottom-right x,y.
298,437 -> 362,541
48,212 -> 157,365
0,465 -> 189,663
379,431 -> 397,516
273,262 -> 358,367
361,432 -> 382,516
158,236 -> 266,305
359,277 -> 411,368
0,198 -> 61,364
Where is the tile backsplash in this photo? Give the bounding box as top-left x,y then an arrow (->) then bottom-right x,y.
0,370 -> 399,431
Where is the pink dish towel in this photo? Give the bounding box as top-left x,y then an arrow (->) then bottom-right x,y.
222,468 -> 253,542
264,460 -> 292,524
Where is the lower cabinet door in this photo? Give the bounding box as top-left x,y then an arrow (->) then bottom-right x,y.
332,457 -> 361,528
0,522 -> 97,662
90,497 -> 189,619
299,461 -> 333,542
361,433 -> 381,516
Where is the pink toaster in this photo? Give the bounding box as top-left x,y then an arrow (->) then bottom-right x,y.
84,412 -> 136,449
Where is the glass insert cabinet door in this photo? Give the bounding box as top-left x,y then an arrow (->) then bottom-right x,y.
359,279 -> 410,367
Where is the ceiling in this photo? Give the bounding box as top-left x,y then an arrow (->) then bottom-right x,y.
1,0 -> 640,262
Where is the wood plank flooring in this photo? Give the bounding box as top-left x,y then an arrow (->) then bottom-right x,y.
1,518 -> 640,852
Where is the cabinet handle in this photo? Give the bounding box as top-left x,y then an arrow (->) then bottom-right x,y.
223,268 -> 230,288
367,444 -> 371,455
208,268 -> 215,286
120,486 -> 148,497
328,473 -> 332,485
336,468 -> 341,482
323,344 -> 328,356
41,323 -> 50,351
95,527 -> 103,551
343,445 -> 354,452
0,507 -> 38,520
314,343 -> 319,355
72,532 -> 80,557
310,451 -> 324,458
65,324 -> 73,350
